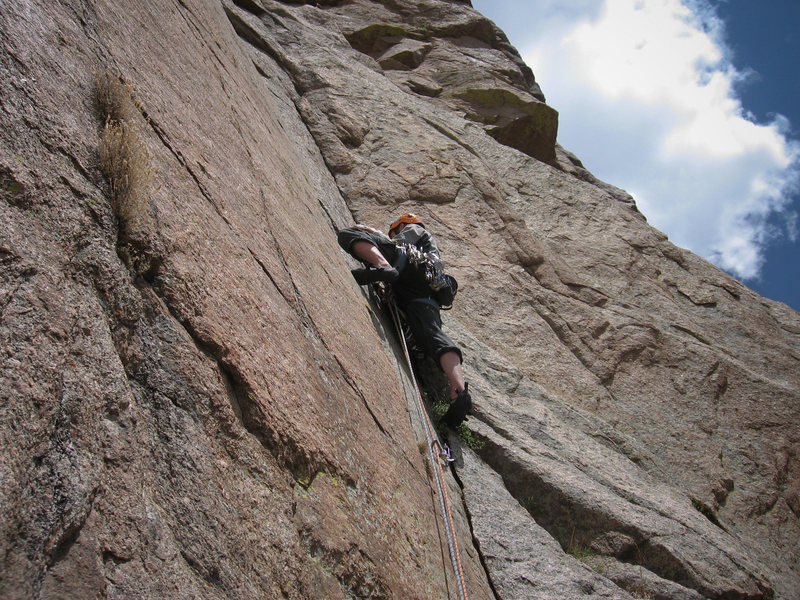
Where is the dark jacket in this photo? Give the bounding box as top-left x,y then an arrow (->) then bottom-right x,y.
337,223 -> 446,306
391,224 -> 443,306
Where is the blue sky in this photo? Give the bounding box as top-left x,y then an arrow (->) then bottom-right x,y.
471,0 -> 800,312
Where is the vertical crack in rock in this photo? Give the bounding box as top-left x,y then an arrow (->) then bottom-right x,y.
447,461 -> 503,600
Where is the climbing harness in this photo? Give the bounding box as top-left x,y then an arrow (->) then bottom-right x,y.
386,296 -> 470,600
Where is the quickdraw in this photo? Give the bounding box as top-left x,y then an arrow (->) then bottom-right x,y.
440,443 -> 455,464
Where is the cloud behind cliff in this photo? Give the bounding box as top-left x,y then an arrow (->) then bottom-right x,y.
474,0 -> 799,283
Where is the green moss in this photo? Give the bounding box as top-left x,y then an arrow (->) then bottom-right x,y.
431,398 -> 449,421
522,496 -> 536,512
568,546 -> 593,561
691,497 -> 724,529
6,181 -> 23,195
455,422 -> 484,451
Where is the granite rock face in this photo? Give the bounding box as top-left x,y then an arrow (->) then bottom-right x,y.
1,1 -> 798,599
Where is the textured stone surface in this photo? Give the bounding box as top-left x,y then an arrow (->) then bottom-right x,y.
2,0 -> 798,599
1,1 -> 490,598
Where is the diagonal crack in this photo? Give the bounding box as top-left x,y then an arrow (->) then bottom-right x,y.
447,459 -> 503,600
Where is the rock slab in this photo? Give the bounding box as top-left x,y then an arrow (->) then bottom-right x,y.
2,0 -> 798,599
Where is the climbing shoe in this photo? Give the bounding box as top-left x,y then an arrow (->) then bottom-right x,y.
442,384 -> 472,428
351,265 -> 399,285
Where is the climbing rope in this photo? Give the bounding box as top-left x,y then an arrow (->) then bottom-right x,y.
387,298 -> 470,600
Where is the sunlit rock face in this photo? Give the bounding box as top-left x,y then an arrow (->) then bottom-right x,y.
1,1 -> 798,599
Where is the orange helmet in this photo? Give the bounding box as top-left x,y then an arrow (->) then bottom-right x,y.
389,213 -> 424,235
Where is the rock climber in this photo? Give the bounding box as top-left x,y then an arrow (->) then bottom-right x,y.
337,213 -> 472,427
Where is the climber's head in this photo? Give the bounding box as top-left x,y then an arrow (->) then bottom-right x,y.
388,213 -> 424,238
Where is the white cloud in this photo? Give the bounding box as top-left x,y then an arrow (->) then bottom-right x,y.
514,0 -> 800,281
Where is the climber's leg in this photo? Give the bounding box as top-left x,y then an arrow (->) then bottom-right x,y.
351,240 -> 392,268
439,350 -> 465,399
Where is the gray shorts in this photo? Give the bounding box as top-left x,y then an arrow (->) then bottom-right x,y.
402,299 -> 462,366
337,228 -> 399,263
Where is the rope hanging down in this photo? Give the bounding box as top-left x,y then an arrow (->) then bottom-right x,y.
387,299 -> 470,600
